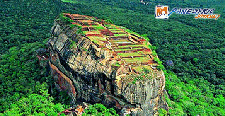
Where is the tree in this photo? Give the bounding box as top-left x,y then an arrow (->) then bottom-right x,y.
82,103 -> 118,116
2,94 -> 65,116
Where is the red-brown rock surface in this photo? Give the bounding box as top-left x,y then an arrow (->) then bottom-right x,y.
48,13 -> 167,115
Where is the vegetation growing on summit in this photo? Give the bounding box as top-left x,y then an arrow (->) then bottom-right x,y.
58,13 -> 74,24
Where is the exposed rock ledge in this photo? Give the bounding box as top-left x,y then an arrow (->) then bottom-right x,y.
47,13 -> 167,115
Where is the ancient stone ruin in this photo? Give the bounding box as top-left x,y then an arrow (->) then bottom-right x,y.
47,13 -> 167,115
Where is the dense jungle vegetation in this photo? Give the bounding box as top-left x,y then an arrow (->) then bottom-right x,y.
0,0 -> 224,115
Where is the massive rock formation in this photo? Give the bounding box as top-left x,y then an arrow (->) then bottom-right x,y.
47,13 -> 167,115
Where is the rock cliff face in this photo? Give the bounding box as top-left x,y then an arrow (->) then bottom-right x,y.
48,13 -> 167,115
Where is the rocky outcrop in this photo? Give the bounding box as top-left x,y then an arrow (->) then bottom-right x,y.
47,13 -> 167,115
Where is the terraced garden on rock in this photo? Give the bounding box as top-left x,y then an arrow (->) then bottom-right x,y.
62,13 -> 160,74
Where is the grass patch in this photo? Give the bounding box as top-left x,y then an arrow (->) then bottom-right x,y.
110,39 -> 131,43
113,34 -> 128,36
110,30 -> 124,33
117,52 -> 143,57
112,61 -> 121,67
115,48 -> 131,51
88,36 -> 106,41
113,41 -> 132,44
117,44 -> 144,48
123,57 -> 149,63
104,24 -> 113,28
92,40 -> 99,44
83,31 -> 89,34
93,26 -> 105,30
115,47 -> 143,51
106,25 -> 118,29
